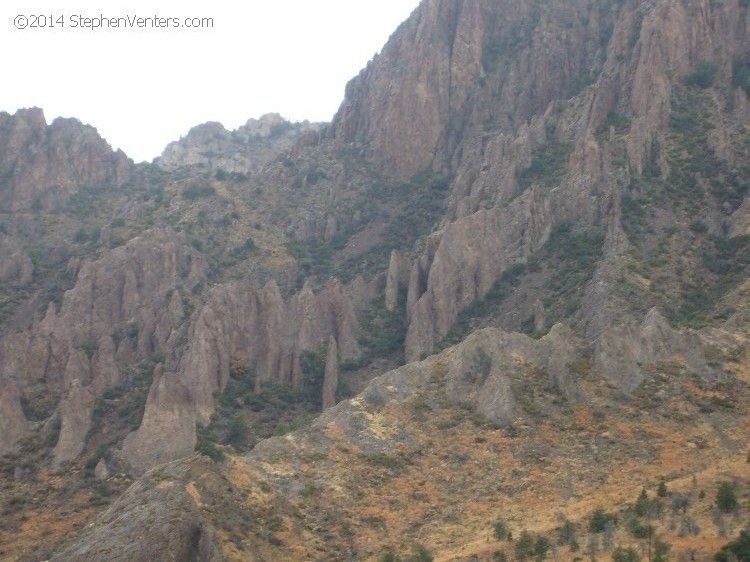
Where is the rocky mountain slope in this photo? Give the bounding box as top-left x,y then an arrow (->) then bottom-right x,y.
1,0 -> 749,560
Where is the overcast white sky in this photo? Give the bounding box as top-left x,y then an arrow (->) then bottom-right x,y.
0,0 -> 420,162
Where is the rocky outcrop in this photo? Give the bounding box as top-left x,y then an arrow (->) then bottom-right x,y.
406,187 -> 552,360
330,0 -> 620,181
0,108 -> 132,211
157,113 -> 323,173
444,323 -> 578,420
53,379 -> 95,470
385,250 -> 401,312
178,277 -> 361,424
52,457 -> 222,562
322,336 -> 339,410
0,229 -> 202,455
122,366 -> 196,475
334,0 -> 750,363
251,323 -> 578,465
594,308 -> 714,392
0,384 -> 30,454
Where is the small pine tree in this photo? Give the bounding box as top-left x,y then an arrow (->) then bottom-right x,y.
653,538 -> 670,562
590,508 -> 616,533
516,531 -> 535,561
410,542 -> 433,562
657,481 -> 668,498
635,489 -> 650,517
714,530 -> 750,562
611,546 -> 639,562
716,482 -> 738,513
534,536 -> 550,561
494,521 -> 509,541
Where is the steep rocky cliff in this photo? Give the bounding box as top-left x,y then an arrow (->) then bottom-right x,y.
0,108 -> 132,211
157,113 -> 323,174
1,0 -> 749,559
50,323 -> 750,560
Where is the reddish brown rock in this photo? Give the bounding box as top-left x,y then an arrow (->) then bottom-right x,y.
322,336 -> 339,410
53,379 -> 95,470
0,383 -> 30,454
0,108 -> 132,211
122,365 -> 196,475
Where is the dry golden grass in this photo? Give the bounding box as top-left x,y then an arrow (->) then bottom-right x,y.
190,349 -> 750,562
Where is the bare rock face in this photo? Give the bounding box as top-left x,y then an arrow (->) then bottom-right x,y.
179,277 -> 361,424
0,383 -> 30,454
122,366 -> 196,475
385,249 -> 401,312
322,336 -> 339,410
254,324 -> 577,463
594,308 -> 713,392
333,0 -> 749,365
444,324 -> 577,424
53,379 -> 95,470
157,113 -> 323,173
52,458 -> 222,562
330,0 -> 612,181
0,228 -> 202,455
0,108 -> 132,211
533,299 -> 546,333
94,458 -> 109,481
406,188 -> 552,360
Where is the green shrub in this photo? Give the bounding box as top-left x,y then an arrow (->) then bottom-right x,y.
716,482 -> 738,513
634,488 -> 651,517
226,414 -> 248,448
589,508 -> 617,533
685,61 -> 716,88
300,348 -> 326,404
569,72 -> 596,97
557,519 -> 577,547
611,546 -> 639,562
596,111 -> 631,136
182,184 -> 216,200
74,228 -> 88,243
357,300 -> 406,361
516,530 -> 535,561
653,538 -> 670,562
534,535 -> 550,561
715,530 -> 750,562
195,423 -> 225,461
628,517 -> 653,539
516,142 -> 573,190
732,55 -> 750,96
409,543 -> 434,562
657,481 -> 668,497
494,520 -> 510,541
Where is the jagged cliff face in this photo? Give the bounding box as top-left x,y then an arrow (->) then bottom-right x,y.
347,0 -> 750,361
52,323 -> 750,561
331,0 -> 617,181
1,0 -> 750,559
157,113 -> 323,174
0,108 -> 132,211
